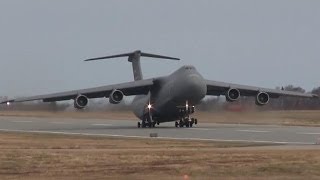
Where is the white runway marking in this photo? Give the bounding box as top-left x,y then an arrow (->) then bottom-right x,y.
11,120 -> 33,123
298,132 -> 320,135
0,129 -> 314,145
237,130 -> 270,133
188,128 -> 211,131
91,123 -> 112,126
50,122 -> 72,125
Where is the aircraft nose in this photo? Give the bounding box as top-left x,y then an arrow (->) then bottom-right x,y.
175,74 -> 207,103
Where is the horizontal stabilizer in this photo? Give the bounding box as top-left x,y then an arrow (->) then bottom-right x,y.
84,52 -> 132,61
84,50 -> 180,62
139,52 -> 180,60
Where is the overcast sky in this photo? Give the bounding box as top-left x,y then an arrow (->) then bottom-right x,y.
0,0 -> 319,97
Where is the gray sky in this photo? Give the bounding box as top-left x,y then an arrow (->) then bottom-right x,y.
0,0 -> 319,97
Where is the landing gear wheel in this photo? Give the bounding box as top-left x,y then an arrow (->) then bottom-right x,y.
185,117 -> 192,128
195,118 -> 198,125
175,121 -> 179,128
142,121 -> 146,128
137,122 -> 141,128
179,120 -> 184,128
150,122 -> 155,128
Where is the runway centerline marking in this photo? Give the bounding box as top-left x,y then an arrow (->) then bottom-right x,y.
91,123 -> 112,126
298,132 -> 320,135
11,120 -> 33,123
237,130 -> 270,133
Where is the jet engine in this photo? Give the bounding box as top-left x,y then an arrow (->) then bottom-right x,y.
225,88 -> 240,102
255,92 -> 270,106
74,94 -> 89,109
109,89 -> 124,104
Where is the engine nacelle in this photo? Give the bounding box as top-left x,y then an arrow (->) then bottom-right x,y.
74,95 -> 89,109
109,89 -> 124,104
255,92 -> 270,106
225,88 -> 240,102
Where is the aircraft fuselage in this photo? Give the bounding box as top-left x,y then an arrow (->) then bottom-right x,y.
131,65 -> 207,122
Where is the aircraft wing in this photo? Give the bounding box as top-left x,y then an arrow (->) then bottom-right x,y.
206,80 -> 318,98
1,79 -> 154,104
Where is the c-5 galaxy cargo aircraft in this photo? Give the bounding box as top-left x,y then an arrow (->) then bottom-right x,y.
1,50 -> 318,128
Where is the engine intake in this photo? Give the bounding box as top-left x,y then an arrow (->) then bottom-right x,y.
226,88 -> 240,102
255,92 -> 269,106
109,89 -> 124,104
74,95 -> 89,109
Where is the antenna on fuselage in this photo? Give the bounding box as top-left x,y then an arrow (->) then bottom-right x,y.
85,50 -> 180,81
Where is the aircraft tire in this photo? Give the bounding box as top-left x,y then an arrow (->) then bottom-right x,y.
186,123 -> 190,128
179,120 -> 184,127
175,121 -> 179,128
138,122 -> 141,128
142,121 -> 146,128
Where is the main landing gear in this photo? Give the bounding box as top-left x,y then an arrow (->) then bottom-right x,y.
137,110 -> 158,128
175,101 -> 198,128
137,120 -> 157,128
138,101 -> 157,128
175,117 -> 198,128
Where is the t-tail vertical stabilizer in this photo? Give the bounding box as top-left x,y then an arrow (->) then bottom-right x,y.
85,50 -> 180,81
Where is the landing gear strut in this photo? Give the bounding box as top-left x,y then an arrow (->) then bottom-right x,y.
176,117 -> 198,128
137,122 -> 141,128
138,113 -> 156,128
138,101 -> 156,128
175,101 -> 198,128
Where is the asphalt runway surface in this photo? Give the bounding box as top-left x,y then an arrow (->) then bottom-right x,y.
0,116 -> 320,145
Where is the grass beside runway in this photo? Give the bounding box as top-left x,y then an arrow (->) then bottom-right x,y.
0,132 -> 320,179
196,110 -> 320,126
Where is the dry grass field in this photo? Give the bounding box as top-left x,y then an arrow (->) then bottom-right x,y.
1,110 -> 320,126
0,110 -> 320,179
0,132 -> 320,180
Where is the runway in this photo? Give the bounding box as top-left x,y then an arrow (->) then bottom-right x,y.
0,116 -> 320,145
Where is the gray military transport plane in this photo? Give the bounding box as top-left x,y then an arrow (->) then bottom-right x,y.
1,50 -> 318,128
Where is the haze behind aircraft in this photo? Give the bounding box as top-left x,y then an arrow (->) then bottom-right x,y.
1,50 -> 318,128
